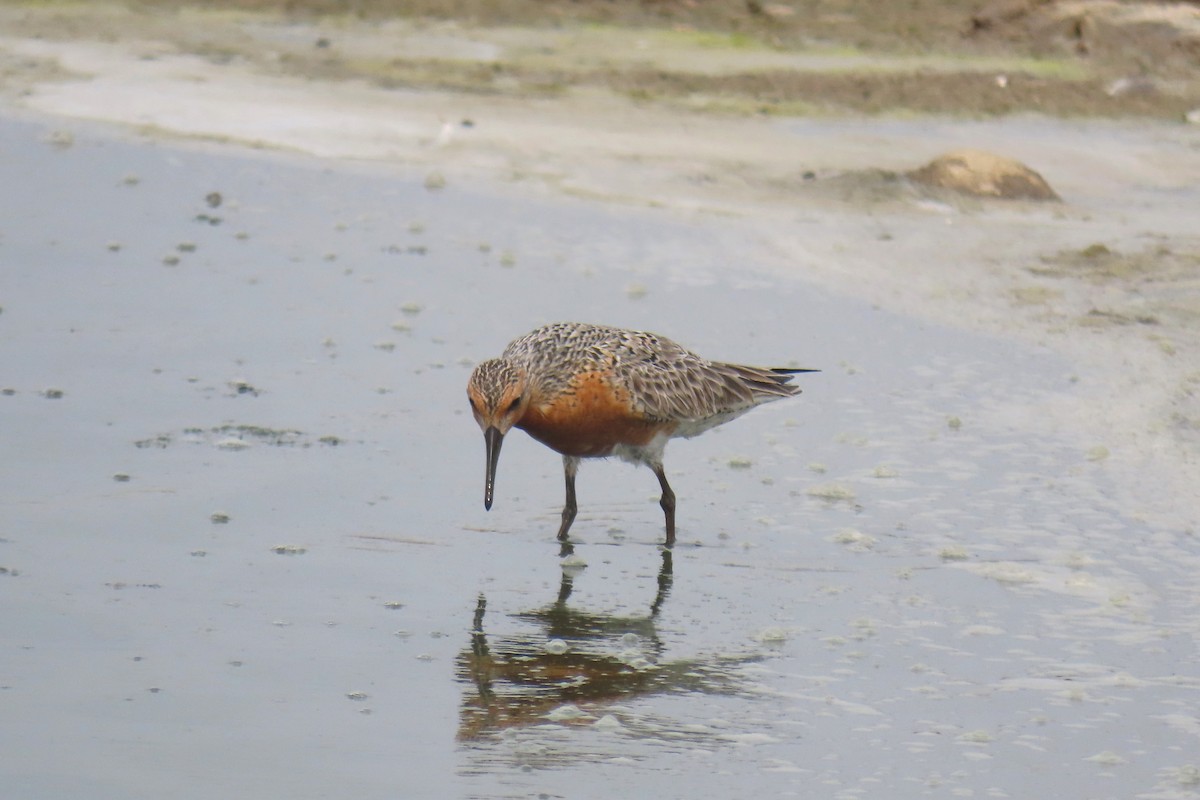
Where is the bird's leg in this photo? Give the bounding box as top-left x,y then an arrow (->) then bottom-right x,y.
650,548 -> 673,617
556,456 -> 579,541
471,593 -> 487,633
653,464 -> 676,547
556,571 -> 574,605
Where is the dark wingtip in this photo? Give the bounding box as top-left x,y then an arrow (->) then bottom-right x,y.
766,367 -> 817,397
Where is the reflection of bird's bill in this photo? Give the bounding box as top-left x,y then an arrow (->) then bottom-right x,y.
483,425 -> 503,510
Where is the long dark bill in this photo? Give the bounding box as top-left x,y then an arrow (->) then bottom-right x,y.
483,426 -> 504,510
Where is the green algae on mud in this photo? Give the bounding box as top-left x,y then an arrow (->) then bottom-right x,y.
0,1 -> 1196,118
1033,242 -> 1200,283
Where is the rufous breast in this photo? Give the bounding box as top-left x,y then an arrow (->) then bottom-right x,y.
516,369 -> 670,458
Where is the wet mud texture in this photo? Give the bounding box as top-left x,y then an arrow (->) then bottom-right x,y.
2,0 -> 1198,118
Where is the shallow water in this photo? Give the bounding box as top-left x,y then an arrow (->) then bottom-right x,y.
1,115 -> 1197,799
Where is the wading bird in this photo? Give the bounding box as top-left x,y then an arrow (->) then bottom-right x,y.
467,322 -> 814,546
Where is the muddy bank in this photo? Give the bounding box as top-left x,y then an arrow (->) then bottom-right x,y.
2,2 -> 1198,117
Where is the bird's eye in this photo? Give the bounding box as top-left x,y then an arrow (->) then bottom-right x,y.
468,398 -> 479,413
506,398 -> 521,413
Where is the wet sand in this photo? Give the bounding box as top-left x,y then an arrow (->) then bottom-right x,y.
1,7 -> 1199,800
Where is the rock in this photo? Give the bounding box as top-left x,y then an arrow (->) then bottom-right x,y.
908,149 -> 1060,201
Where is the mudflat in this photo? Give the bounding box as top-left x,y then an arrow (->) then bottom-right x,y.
2,3 -> 1199,798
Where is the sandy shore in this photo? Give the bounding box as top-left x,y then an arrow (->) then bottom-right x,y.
1,4 -> 1197,529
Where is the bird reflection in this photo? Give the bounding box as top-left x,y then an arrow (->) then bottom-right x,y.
456,549 -> 756,740
556,540 -> 673,614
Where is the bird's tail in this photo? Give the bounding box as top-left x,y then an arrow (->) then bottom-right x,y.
726,364 -> 818,400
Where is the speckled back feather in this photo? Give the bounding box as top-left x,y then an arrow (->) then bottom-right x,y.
501,322 -> 803,423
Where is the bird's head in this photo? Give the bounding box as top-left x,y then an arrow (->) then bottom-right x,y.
466,358 -> 530,510
466,358 -> 530,436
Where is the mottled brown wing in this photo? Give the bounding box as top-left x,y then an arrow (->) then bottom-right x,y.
506,322 -> 804,422
612,331 -> 801,422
